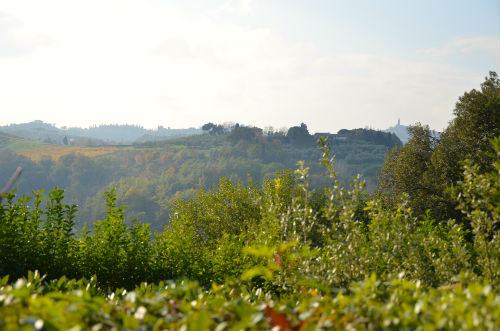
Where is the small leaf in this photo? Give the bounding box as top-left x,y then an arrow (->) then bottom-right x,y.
265,305 -> 291,331
188,309 -> 210,331
241,266 -> 273,281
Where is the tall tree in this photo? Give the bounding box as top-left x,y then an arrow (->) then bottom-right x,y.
201,122 -> 224,135
378,72 -> 500,221
287,123 -> 313,145
427,71 -> 500,220
430,71 -> 500,184
377,124 -> 438,216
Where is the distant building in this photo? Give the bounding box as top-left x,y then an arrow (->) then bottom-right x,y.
385,119 -> 409,144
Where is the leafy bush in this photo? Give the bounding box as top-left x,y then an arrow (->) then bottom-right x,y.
0,189 -> 76,280
453,136 -> 500,286
2,138 -> 500,291
0,273 -> 498,330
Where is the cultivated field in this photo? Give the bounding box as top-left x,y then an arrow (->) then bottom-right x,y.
17,145 -> 119,161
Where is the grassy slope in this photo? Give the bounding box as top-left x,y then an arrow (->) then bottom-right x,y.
0,132 -> 45,152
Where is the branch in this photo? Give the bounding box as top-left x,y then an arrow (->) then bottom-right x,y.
0,166 -> 23,203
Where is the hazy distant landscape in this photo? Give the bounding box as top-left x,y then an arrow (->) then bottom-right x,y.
1,120 -> 402,231
0,1 -> 499,330
0,120 -> 201,145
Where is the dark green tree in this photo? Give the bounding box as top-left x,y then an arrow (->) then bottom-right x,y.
201,122 -> 224,135
426,72 -> 500,221
337,128 -> 402,148
201,122 -> 215,133
287,123 -> 313,145
430,71 -> 500,185
378,72 -> 500,221
227,126 -> 257,143
377,124 -> 439,216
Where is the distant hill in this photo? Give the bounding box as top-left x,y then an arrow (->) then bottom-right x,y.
0,121 -> 202,145
384,119 -> 409,144
0,131 -> 45,152
1,122 -> 400,231
66,124 -> 201,144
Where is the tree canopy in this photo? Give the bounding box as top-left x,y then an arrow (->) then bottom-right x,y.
378,72 -> 500,221
287,123 -> 313,145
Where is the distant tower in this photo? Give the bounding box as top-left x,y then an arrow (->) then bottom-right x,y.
397,118 -> 400,126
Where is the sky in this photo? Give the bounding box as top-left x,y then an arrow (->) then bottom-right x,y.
0,0 -> 498,133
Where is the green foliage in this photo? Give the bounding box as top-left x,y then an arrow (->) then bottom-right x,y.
0,188 -> 76,279
0,274 -> 498,330
227,126 -> 258,143
377,124 -> 439,217
432,72 -> 500,184
170,178 -> 262,247
0,139 -> 499,328
287,122 -> 314,145
2,136 -> 500,292
453,137 -> 500,285
378,72 -> 500,222
337,127 -> 402,147
201,122 -> 224,135
77,190 -> 154,289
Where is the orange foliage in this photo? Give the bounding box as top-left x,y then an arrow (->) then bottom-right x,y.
125,185 -> 141,198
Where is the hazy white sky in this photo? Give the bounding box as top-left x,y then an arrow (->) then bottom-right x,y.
0,0 -> 498,133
